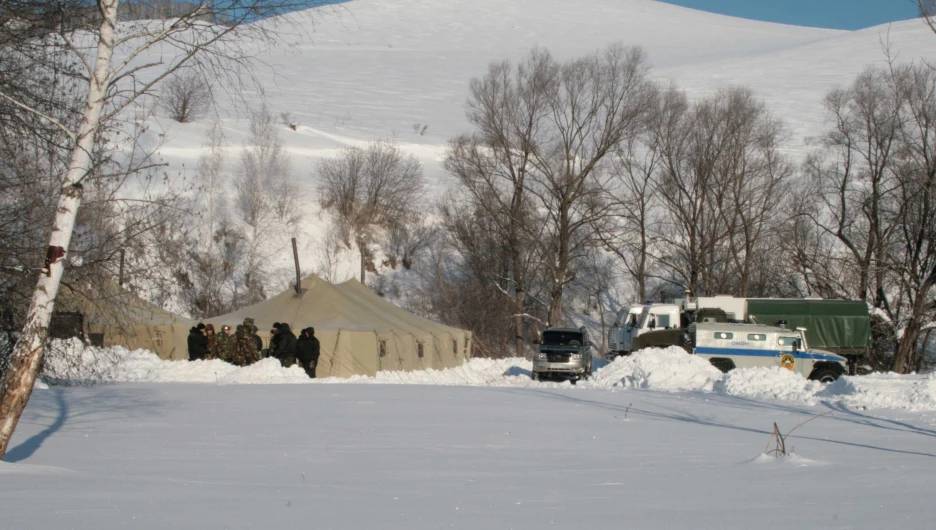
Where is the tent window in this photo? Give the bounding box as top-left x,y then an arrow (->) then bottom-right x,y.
88,332 -> 104,347
379,340 -> 387,357
417,342 -> 424,358
452,339 -> 457,354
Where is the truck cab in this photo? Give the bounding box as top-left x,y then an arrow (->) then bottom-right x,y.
607,303 -> 682,359
690,322 -> 847,382
607,305 -> 643,358
532,327 -> 593,381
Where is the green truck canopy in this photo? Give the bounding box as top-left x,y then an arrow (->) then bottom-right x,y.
746,299 -> 871,354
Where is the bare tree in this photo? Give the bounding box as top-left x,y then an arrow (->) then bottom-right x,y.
804,67 -> 901,308
719,90 -> 793,297
436,192 -> 543,356
317,140 -> 426,283
173,219 -> 244,318
574,250 -> 617,354
443,51 -> 552,355
651,86 -> 791,297
313,228 -> 346,284
920,0 -> 936,33
161,70 -> 212,123
646,85 -> 722,296
235,105 -> 299,304
384,216 -> 437,270
197,120 -> 227,241
528,45 -> 653,326
887,63 -> 936,372
450,45 -> 652,327
0,0 -> 314,459
601,84 -> 669,303
803,62 -> 936,373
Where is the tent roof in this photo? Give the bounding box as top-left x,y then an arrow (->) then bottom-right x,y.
205,275 -> 466,337
334,278 -> 466,336
59,282 -> 193,328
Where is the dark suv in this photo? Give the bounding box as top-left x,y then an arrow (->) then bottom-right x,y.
531,327 -> 593,381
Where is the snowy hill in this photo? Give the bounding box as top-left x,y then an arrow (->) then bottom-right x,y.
138,0 -> 935,288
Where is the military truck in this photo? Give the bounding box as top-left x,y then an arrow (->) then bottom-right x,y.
531,327 -> 594,381
607,303 -> 683,359
688,321 -> 848,382
608,296 -> 871,366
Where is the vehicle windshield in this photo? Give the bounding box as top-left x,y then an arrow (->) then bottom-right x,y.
541,331 -> 583,347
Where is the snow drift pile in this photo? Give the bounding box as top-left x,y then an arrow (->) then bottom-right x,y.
40,339 -> 936,412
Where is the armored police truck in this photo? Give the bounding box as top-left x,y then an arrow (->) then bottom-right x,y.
689,322 -> 848,382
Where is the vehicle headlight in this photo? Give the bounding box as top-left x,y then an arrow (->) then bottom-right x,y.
534,352 -> 547,360
570,353 -> 582,360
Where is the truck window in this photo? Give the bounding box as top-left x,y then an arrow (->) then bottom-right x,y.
542,331 -> 584,346
657,314 -> 671,329
778,336 -> 798,347
714,332 -> 734,340
637,307 -> 651,329
747,334 -> 766,341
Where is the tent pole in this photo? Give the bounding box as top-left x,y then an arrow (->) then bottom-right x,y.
292,237 -> 301,295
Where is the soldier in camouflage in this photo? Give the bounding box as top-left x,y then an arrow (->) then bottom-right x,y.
230,324 -> 253,366
217,325 -> 233,363
250,325 -> 263,363
241,318 -> 263,365
204,324 -> 220,360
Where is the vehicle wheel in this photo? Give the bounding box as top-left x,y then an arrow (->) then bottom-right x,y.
678,332 -> 692,353
810,368 -> 840,383
531,371 -> 539,381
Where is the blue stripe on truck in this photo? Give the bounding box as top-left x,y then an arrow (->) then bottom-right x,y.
695,346 -> 843,362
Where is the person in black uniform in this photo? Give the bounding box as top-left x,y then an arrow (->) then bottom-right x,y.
187,323 -> 209,361
297,327 -> 321,378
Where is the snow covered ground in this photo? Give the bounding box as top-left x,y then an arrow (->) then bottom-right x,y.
37,339 -> 936,412
3,344 -> 936,528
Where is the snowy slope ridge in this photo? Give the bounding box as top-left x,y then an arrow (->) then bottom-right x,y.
137,0 -> 936,291
43,339 -> 936,411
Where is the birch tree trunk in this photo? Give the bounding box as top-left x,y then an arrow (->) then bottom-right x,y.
0,0 -> 120,460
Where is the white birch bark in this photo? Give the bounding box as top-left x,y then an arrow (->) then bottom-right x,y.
0,0 -> 121,459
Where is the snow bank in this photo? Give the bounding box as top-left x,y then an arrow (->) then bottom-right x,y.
114,351 -> 311,385
715,366 -> 823,404
591,347 -> 723,392
43,339 -> 311,385
39,340 -> 936,411
819,372 -> 936,412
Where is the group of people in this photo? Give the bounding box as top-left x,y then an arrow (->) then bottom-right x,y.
187,318 -> 320,378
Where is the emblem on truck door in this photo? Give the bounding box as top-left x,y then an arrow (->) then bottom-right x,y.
780,354 -> 795,370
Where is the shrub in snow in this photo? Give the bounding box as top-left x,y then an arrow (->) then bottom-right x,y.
161,71 -> 212,123
42,338 -> 122,385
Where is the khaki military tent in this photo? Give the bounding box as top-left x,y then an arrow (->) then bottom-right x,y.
57,283 -> 194,360
204,275 -> 472,378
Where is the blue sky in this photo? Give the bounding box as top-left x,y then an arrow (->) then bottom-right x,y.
659,0 -> 920,30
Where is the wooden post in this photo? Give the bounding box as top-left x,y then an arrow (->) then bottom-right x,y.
292,237 -> 301,295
